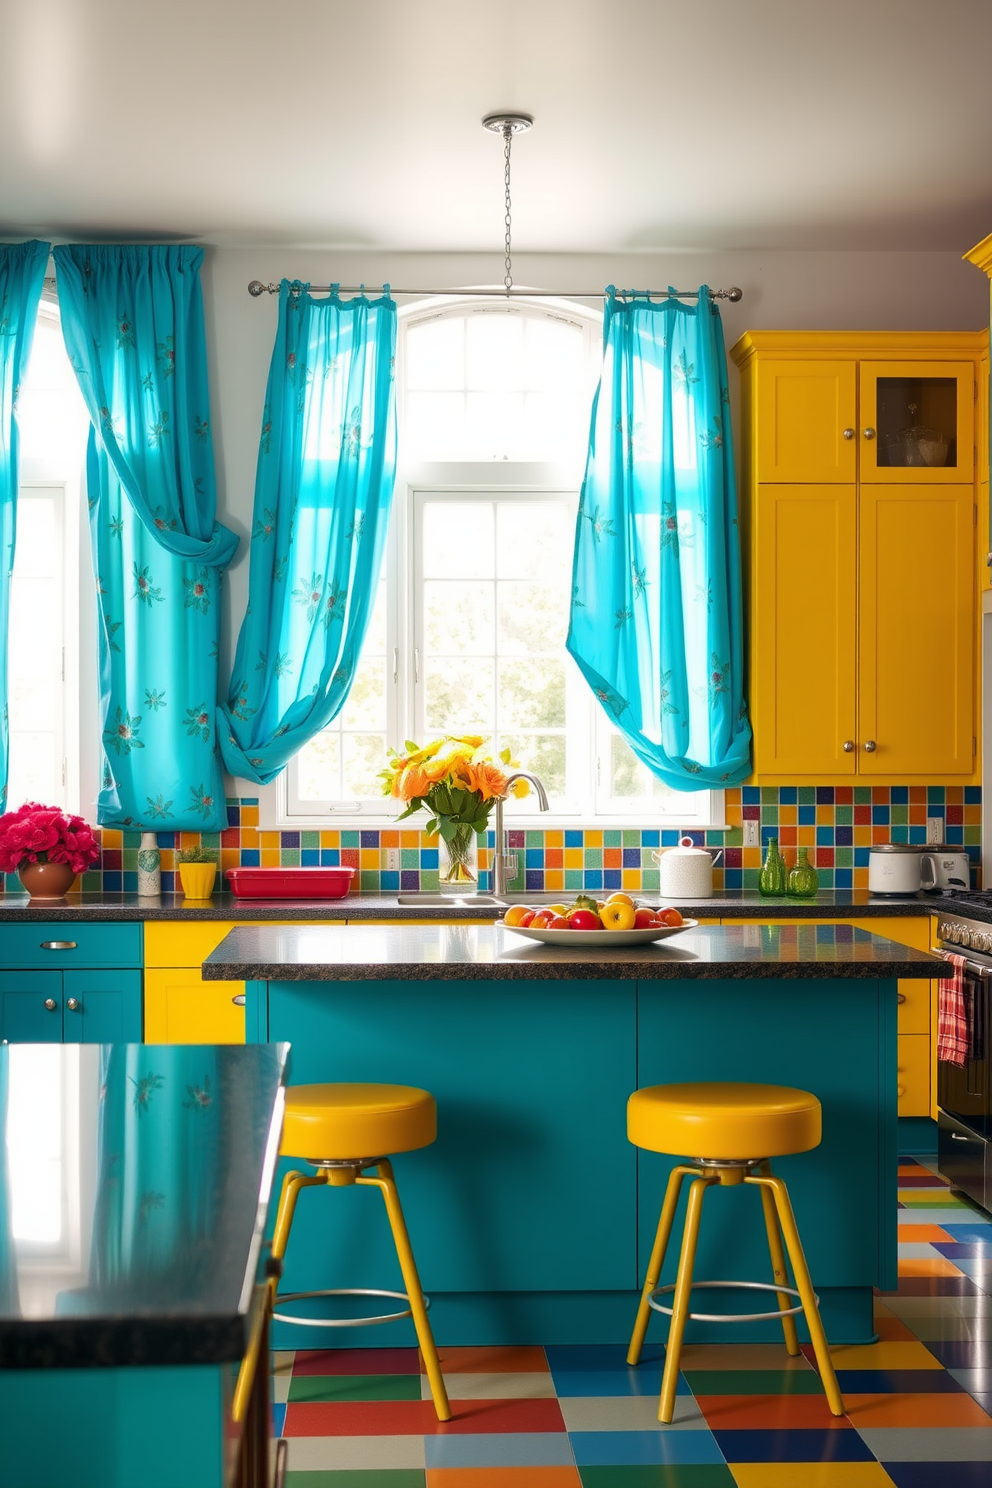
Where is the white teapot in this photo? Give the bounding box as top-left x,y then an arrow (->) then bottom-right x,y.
651,836 -> 724,899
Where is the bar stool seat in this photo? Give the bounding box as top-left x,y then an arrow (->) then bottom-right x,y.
271,1081 -> 450,1421
627,1080 -> 845,1424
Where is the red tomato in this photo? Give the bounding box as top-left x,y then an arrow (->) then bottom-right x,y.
548,914 -> 570,930
634,908 -> 658,929
519,910 -> 537,927
569,909 -> 600,931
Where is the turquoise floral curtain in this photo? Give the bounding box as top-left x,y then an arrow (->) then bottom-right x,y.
55,246 -> 236,830
567,286 -> 752,789
0,241 -> 49,811
218,282 -> 396,783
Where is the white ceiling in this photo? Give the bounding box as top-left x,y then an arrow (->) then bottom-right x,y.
2,0 -> 992,254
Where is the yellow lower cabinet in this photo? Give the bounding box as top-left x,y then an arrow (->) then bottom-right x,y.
144,967 -> 245,1044
897,1033 -> 931,1117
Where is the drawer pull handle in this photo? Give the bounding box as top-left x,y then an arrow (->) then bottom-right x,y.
66,998 -> 81,1012
897,1083 -> 905,1096
897,993 -> 906,1004
232,994 -> 246,1007
40,940 -> 77,951
44,998 -> 57,1011
951,1132 -> 970,1141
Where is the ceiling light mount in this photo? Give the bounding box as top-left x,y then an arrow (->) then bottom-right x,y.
482,114 -> 533,295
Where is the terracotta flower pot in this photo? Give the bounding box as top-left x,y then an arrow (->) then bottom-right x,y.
18,860 -> 77,900
179,862 -> 217,900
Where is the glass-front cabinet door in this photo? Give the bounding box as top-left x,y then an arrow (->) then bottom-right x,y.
859,361 -> 975,482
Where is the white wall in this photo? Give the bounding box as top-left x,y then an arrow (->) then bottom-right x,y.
201,246 -> 989,676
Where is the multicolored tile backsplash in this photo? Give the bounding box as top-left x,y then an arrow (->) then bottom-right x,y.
3,785 -> 982,896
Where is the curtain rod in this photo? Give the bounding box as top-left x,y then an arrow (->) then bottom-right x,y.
246,280 -> 743,303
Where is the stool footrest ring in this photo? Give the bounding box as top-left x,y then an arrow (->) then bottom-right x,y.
648,1278 -> 813,1325
273,1286 -> 430,1328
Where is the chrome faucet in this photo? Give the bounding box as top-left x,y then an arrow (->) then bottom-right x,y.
491,771 -> 550,897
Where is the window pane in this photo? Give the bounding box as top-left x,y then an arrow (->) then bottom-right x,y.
406,316 -> 465,390
403,390 -> 466,461
295,729 -> 340,800
425,658 -> 494,730
8,492 -> 63,809
466,313 -> 524,391
8,1045 -> 63,1244
422,502 -> 494,578
496,502 -> 571,580
342,733 -> 387,798
464,391 -> 525,460
497,581 -> 568,655
7,732 -> 56,808
424,581 -> 494,655
341,657 -> 386,730
609,733 -> 670,800
498,732 -> 567,799
525,317 -> 584,392
498,658 -> 566,728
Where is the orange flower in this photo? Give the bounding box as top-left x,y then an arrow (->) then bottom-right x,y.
472,760 -> 508,801
398,763 -> 430,800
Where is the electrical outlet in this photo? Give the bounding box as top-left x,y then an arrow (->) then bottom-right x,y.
385,848 -> 400,871
926,817 -> 942,844
743,819 -> 759,847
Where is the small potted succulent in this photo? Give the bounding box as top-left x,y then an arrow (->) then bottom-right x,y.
176,845 -> 218,900
0,802 -> 100,899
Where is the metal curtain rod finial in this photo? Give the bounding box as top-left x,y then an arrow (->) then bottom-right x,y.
246,281 -> 743,302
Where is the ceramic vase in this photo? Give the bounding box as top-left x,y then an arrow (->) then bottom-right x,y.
178,862 -> 217,899
137,831 -> 161,897
18,860 -> 77,900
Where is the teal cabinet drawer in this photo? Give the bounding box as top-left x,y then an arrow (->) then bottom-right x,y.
0,922 -> 142,970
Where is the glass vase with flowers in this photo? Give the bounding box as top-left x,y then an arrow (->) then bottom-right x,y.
0,801 -> 100,899
381,735 -> 529,892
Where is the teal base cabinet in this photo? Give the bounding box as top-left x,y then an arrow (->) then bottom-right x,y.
248,974 -> 897,1350
0,924 -> 142,1042
0,1362 -> 236,1488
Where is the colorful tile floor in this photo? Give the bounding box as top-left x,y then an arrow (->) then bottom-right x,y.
269,1155 -> 992,1486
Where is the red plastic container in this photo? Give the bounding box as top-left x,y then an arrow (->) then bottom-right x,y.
225,866 -> 356,899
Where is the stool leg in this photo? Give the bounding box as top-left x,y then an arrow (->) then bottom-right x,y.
358,1161 -> 451,1422
747,1173 -> 845,1417
754,1160 -> 800,1357
270,1169 -> 325,1264
658,1175 -> 713,1424
628,1163 -> 697,1366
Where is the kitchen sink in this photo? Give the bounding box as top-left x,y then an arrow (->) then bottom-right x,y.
395,893 -> 507,907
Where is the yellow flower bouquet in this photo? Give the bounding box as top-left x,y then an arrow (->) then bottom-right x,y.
380,735 -> 529,887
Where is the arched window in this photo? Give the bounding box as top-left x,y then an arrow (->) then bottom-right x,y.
283,298 -> 721,828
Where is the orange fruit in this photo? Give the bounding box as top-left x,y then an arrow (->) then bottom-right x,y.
503,905 -> 530,927
659,907 -> 683,927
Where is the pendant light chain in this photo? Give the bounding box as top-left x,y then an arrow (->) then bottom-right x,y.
503,124 -> 514,296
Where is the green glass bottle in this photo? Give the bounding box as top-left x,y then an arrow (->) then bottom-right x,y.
759,836 -> 787,897
787,845 -> 819,898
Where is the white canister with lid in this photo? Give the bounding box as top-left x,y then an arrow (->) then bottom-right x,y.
867,843 -> 924,896
652,837 -> 724,899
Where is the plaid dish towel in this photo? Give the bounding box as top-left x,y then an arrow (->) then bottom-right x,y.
938,951 -> 969,1067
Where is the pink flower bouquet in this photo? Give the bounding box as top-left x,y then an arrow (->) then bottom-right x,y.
0,802 -> 100,876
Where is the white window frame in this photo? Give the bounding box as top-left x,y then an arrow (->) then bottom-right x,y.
255,296 -> 725,831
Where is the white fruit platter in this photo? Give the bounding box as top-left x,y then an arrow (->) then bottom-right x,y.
502,920 -> 697,948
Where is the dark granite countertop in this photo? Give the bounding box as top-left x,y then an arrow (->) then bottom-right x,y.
0,888 -> 952,922
0,1042 -> 289,1370
202,922 -> 945,982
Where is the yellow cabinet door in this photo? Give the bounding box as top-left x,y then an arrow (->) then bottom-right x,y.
752,484 -> 857,775
859,361 -> 975,483
859,484 -> 975,774
144,968 -> 245,1044
897,1033 -> 931,1117
757,360 -> 857,483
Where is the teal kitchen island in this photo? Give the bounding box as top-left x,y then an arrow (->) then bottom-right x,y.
203,921 -> 945,1350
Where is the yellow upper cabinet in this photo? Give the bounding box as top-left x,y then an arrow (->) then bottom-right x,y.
732,331 -> 987,784
756,360 -> 857,483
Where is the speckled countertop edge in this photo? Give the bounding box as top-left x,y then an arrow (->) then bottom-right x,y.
0,890 -> 960,922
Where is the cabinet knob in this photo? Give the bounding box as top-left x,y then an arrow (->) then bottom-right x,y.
897,992 -> 906,1004
66,998 -> 80,1012
232,994 -> 246,1007
842,428 -> 855,440
863,427 -> 876,440
40,940 -> 77,951
843,740 -> 855,752
864,739 -> 877,752
44,998 -> 57,1011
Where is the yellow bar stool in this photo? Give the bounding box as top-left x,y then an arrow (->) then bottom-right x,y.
269,1082 -> 450,1421
626,1081 -> 845,1424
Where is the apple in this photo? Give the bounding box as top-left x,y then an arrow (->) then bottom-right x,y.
606,892 -> 636,909
548,915 -> 571,930
634,908 -> 658,929
530,910 -> 555,929
569,909 -> 600,931
659,907 -> 684,927
518,910 -> 537,927
600,900 -> 637,931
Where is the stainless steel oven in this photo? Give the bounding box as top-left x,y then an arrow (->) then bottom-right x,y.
936,912 -> 992,1211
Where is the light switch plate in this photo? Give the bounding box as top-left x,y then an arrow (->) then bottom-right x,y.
385,848 -> 400,871
743,820 -> 759,847
926,817 -> 942,844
